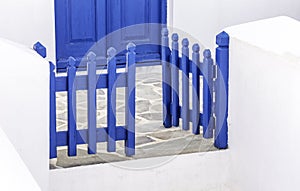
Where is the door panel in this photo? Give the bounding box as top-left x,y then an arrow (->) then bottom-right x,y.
55,0 -> 106,67
69,0 -> 96,42
107,0 -> 162,57
121,0 -> 150,41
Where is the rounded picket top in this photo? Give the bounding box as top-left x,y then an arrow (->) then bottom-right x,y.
192,44 -> 200,53
182,38 -> 189,47
127,42 -> 136,52
161,28 -> 169,36
107,47 -> 117,58
203,49 -> 212,58
172,33 -> 179,42
216,31 -> 229,47
87,51 -> 97,62
68,57 -> 76,67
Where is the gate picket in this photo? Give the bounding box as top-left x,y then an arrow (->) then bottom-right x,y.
203,49 -> 214,138
125,43 -> 136,156
87,52 -> 97,154
171,33 -> 180,127
181,38 -> 190,131
192,44 -> 200,135
162,28 -> 172,128
107,48 -> 117,152
67,57 -> 77,156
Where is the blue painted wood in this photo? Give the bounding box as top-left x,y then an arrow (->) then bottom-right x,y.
181,38 -> 190,131
202,49 -> 214,139
215,31 -> 229,149
56,126 -> 127,147
56,53 -> 162,72
55,0 -> 106,68
125,43 -> 136,156
178,106 -> 203,123
87,52 -> 97,154
55,73 -> 127,92
192,44 -> 200,135
106,0 -> 162,57
33,42 -> 47,58
107,47 -> 117,152
49,62 -> 57,159
161,0 -> 167,25
55,0 -> 165,71
171,33 -> 179,127
67,57 -> 77,156
161,28 -> 172,128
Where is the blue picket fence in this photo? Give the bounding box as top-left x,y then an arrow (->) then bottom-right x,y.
161,29 -> 229,149
33,28 -> 229,159
34,42 -> 137,159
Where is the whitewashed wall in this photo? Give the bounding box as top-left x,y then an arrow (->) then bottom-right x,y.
226,16 -> 300,191
173,0 -> 300,50
0,0 -> 55,61
0,39 -> 49,190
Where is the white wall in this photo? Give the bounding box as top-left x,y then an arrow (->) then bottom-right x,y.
0,128 -> 41,191
50,151 -> 230,191
0,0 -> 55,61
226,16 -> 300,191
0,38 -> 50,190
173,0 -> 300,50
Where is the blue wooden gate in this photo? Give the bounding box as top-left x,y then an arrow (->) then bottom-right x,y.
34,28 -> 229,159
54,0 -> 167,72
161,29 -> 229,149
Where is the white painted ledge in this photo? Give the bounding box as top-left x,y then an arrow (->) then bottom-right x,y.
50,151 -> 231,191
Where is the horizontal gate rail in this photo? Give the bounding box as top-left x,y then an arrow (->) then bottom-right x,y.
54,73 -> 127,92
56,126 -> 127,147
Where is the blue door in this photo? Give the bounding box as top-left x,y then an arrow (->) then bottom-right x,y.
55,0 -> 166,72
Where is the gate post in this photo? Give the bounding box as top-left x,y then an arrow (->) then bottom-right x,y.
49,62 -> 57,158
125,43 -> 136,156
161,28 -> 172,128
215,31 -> 229,149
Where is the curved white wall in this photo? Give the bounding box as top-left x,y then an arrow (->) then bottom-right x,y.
0,38 -> 49,191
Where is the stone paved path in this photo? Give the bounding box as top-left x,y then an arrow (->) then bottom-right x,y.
51,66 -> 216,169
